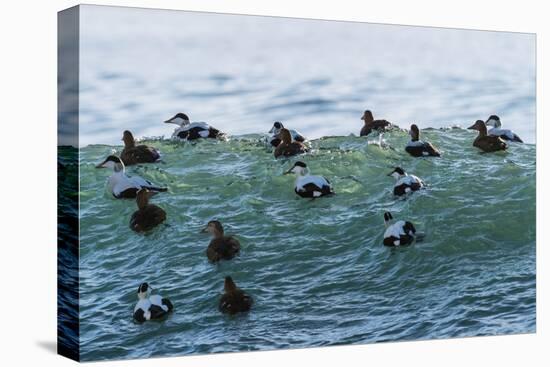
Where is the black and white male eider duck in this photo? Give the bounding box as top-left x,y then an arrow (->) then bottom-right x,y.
274,128 -> 309,158
219,276 -> 253,315
133,282 -> 174,323
285,161 -> 334,198
468,120 -> 507,153
268,121 -> 306,147
129,189 -> 166,233
201,220 -> 241,262
164,112 -> 224,140
120,130 -> 161,166
405,124 -> 441,157
96,155 -> 167,198
382,212 -> 416,247
387,167 -> 425,196
485,115 -> 523,143
360,110 -> 395,136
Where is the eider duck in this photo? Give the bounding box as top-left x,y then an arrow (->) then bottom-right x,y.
468,120 -> 507,153
120,130 -> 161,166
96,155 -> 167,198
285,161 -> 334,198
485,115 -> 523,143
201,220 -> 240,262
129,189 -> 166,232
164,112 -> 224,140
274,128 -> 309,158
382,212 -> 416,247
219,276 -> 253,315
405,124 -> 441,157
360,110 -> 395,136
268,121 -> 306,147
387,167 -> 425,196
133,282 -> 173,323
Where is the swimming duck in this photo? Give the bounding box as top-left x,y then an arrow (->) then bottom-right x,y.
268,121 -> 306,147
405,124 -> 441,157
96,155 -> 167,198
164,112 -> 224,140
382,212 -> 416,247
274,128 -> 309,158
360,110 -> 395,136
387,167 -> 425,196
201,220 -> 240,262
219,276 -> 253,315
120,130 -> 161,166
285,161 -> 334,198
133,282 -> 173,323
129,189 -> 166,232
485,115 -> 523,143
468,120 -> 507,153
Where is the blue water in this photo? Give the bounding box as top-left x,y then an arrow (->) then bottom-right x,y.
72,5 -> 536,362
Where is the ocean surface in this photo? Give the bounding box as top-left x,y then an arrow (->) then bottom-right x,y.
77,130 -> 535,361
70,5 -> 537,362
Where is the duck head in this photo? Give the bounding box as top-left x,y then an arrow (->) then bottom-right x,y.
164,112 -> 190,127
269,121 -> 284,135
409,124 -> 420,141
468,120 -> 488,136
383,212 -> 394,228
387,167 -> 406,180
201,220 -> 225,238
361,110 -> 374,125
485,115 -> 501,128
224,276 -> 238,293
137,282 -> 151,300
122,130 -> 136,148
96,155 -> 125,172
277,128 -> 293,145
136,189 -> 155,210
284,161 -> 308,176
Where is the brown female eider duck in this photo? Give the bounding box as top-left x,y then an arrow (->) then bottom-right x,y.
201,220 -> 240,262
164,112 -> 224,140
387,167 -> 425,196
405,124 -> 441,157
360,110 -> 395,136
383,212 -> 416,247
485,115 -> 523,143
285,161 -> 334,198
120,130 -> 161,166
129,189 -> 166,232
96,155 -> 167,198
468,120 -> 507,152
133,282 -> 173,323
268,121 -> 306,147
274,128 -> 308,158
219,276 -> 253,315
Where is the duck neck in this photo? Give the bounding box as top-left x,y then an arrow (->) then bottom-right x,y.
212,228 -> 224,239
477,125 -> 488,137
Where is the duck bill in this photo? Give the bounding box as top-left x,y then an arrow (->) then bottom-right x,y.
268,126 -> 276,134
95,160 -> 107,168
467,124 -> 477,130
283,168 -> 293,175
200,226 -> 208,233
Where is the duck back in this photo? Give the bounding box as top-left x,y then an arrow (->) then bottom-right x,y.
206,236 -> 241,262
130,204 -> 166,232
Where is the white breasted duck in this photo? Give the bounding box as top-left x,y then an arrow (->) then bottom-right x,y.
268,121 -> 306,147
285,161 -> 334,198
468,120 -> 507,153
382,212 -> 416,247
201,220 -> 241,262
120,130 -> 161,166
405,124 -> 441,157
164,112 -> 224,140
96,155 -> 167,198
485,115 -> 523,143
219,276 -> 253,315
387,167 -> 425,196
360,110 -> 395,136
274,128 -> 309,158
129,189 -> 167,232
133,282 -> 174,323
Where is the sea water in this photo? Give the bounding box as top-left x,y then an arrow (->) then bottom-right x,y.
74,131 -> 535,361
